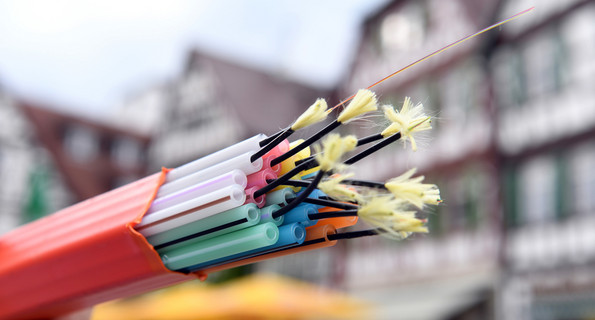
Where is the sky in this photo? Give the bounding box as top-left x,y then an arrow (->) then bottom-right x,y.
0,0 -> 387,117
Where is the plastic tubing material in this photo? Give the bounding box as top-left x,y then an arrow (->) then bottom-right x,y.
137,185 -> 246,237
259,204 -> 284,226
300,189 -> 326,209
166,134 -> 266,182
261,139 -> 290,174
146,203 -> 261,249
244,186 -> 266,208
311,207 -> 359,230
185,222 -> 306,272
197,223 -> 337,275
264,188 -> 296,207
161,222 -> 279,271
282,203 -> 319,227
150,169 -> 247,213
279,140 -> 311,176
158,152 -> 263,197
246,168 -> 277,190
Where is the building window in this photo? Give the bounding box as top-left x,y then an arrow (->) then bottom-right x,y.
569,143 -> 595,214
519,156 -> 557,225
502,165 -> 520,228
509,49 -> 528,107
491,47 -> 527,109
554,152 -> 570,220
111,138 -> 143,169
425,79 -> 442,133
63,125 -> 99,163
441,176 -> 467,232
550,26 -> 569,92
428,176 -> 444,237
462,171 -> 484,229
379,1 -> 428,54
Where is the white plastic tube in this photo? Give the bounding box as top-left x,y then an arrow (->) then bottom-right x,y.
150,169 -> 247,213
166,134 -> 267,182
158,152 -> 263,197
136,185 -> 246,237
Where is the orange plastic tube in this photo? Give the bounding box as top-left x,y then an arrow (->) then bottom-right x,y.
310,206 -> 359,230
198,223 -> 337,275
0,169 -> 197,320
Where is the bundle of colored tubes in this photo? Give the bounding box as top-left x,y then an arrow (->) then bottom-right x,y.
134,7 -> 537,273
136,89 -> 442,274
0,10 -> 536,319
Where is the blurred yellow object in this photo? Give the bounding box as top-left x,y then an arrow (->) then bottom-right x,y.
275,140 -> 311,192
92,273 -> 370,320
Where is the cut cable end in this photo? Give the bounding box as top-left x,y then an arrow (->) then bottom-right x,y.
337,89 -> 378,123
291,98 -> 329,131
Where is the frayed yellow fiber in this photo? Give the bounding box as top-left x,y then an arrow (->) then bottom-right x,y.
337,89 -> 378,123
385,168 -> 441,209
291,98 -> 328,130
357,196 -> 428,239
314,134 -> 357,172
381,97 -> 432,151
318,173 -> 363,203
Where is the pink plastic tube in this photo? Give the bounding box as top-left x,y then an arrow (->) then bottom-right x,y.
244,186 -> 266,208
246,168 -> 277,190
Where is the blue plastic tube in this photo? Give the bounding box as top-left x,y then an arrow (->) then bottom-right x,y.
282,202 -> 320,227
299,189 -> 327,210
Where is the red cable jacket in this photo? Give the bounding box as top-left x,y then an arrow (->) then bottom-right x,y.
0,168 -> 198,320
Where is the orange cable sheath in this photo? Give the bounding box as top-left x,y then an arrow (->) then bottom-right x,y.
0,168 -> 198,319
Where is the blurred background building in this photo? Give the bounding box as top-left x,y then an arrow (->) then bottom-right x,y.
1,0 -> 595,319
115,50 -> 331,171
0,85 -> 72,233
255,0 -> 595,319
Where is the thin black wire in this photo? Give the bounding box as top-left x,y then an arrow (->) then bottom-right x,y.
259,130 -> 285,147
308,209 -> 358,220
344,132 -> 401,165
272,170 -> 324,219
340,179 -> 386,189
250,127 -> 294,162
253,158 -> 317,198
302,198 -> 358,210
327,229 -> 382,241
266,178 -> 311,188
270,120 -> 341,167
292,133 -> 385,167
153,218 -> 248,250
356,133 -> 384,146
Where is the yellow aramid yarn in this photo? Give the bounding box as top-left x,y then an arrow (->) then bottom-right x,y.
291,98 -> 328,130
385,168 -> 441,209
314,134 -> 357,172
357,196 -> 428,239
381,97 -> 432,151
318,173 -> 363,203
337,89 -> 378,123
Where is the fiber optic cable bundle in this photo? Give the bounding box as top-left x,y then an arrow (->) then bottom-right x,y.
0,9 -> 532,319
0,90 -> 439,319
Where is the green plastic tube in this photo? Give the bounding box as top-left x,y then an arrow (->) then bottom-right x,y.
161,222 -> 279,271
146,203 -> 261,249
259,204 -> 284,226
264,188 -> 296,207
